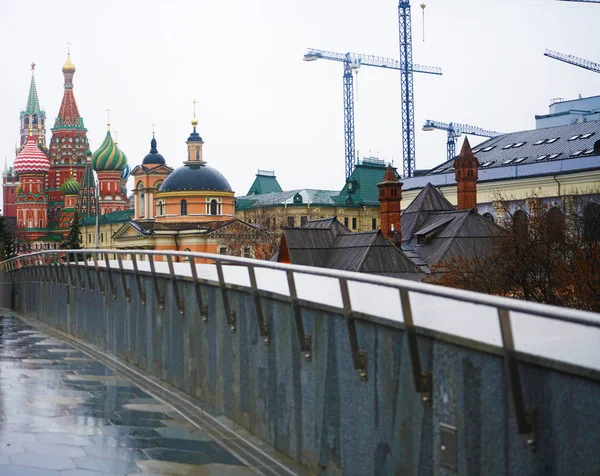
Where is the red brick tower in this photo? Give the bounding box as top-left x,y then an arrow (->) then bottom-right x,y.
454,137 -> 479,212
14,126 -> 50,242
47,53 -> 90,225
377,164 -> 403,243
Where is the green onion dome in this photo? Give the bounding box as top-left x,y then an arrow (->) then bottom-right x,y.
60,174 -> 81,195
92,129 -> 127,172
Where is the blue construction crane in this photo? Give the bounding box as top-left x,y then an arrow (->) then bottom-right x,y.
303,48 -> 441,179
422,120 -> 505,161
544,49 -> 600,74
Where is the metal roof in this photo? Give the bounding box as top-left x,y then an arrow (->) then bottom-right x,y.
403,120 -> 600,190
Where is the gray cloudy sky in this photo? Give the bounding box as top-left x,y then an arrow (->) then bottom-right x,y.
1,0 -> 598,201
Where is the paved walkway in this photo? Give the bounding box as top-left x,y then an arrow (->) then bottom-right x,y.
0,315 -> 255,475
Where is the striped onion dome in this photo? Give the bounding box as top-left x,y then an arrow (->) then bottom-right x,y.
14,134 -> 50,174
92,130 -> 127,172
60,175 -> 81,195
121,163 -> 130,180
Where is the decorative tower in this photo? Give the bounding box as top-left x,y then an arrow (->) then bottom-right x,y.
47,52 -> 90,226
454,137 -> 479,212
58,169 -> 81,230
91,123 -> 129,215
75,152 -> 98,218
14,123 -> 50,244
377,164 -> 402,243
18,62 -> 47,150
131,130 -> 172,220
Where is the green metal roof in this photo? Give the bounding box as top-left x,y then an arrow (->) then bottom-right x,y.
80,208 -> 134,227
236,189 -> 339,210
246,172 -> 283,195
337,160 -> 397,206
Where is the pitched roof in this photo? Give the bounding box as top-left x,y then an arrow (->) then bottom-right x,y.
246,172 -> 283,195
279,217 -> 424,279
236,189 -> 338,209
401,120 -> 600,190
337,159 -> 397,206
402,183 -> 455,241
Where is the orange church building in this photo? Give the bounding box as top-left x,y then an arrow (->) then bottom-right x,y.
111,114 -> 269,261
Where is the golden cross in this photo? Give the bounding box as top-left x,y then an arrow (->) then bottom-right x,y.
105,108 -> 112,125
66,41 -> 71,55
192,98 -> 198,118
114,131 -> 119,144
152,123 -> 155,136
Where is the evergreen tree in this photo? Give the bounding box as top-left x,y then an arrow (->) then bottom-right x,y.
61,210 -> 83,250
0,216 -> 17,261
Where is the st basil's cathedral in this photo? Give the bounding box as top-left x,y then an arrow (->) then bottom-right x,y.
3,54 -> 130,250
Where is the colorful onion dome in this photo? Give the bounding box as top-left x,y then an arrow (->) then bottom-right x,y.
121,163 -> 130,180
60,174 -> 81,195
14,135 -> 50,175
62,53 -> 76,74
92,129 -> 127,171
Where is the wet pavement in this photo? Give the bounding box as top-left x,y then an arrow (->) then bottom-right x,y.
0,314 -> 255,475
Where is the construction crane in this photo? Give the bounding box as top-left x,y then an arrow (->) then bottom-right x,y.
304,48 -> 441,179
422,120 -> 505,161
544,49 -> 600,74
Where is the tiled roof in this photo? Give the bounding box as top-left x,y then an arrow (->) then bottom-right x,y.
403,120 -> 600,190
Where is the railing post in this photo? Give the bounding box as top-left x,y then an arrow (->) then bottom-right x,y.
92,253 -> 105,295
65,253 -> 77,289
498,308 -> 536,450
188,256 -> 207,320
104,252 -> 117,298
339,278 -> 367,381
248,264 -> 269,344
83,255 -> 94,292
131,254 -> 146,304
399,288 -> 432,406
216,259 -> 236,331
286,270 -> 311,360
166,254 -> 184,315
73,253 -> 85,290
117,253 -> 131,302
148,254 -> 164,310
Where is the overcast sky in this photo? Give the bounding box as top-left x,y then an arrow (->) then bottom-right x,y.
1,0 -> 598,203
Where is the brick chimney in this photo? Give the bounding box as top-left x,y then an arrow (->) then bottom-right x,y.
454,137 -> 479,212
377,164 -> 402,242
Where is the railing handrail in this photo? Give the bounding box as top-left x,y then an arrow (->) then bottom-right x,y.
4,248 -> 599,329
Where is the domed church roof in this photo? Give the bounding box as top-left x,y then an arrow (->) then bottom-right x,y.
92,128 -> 127,171
142,135 -> 166,166
159,163 -> 232,193
14,134 -> 50,175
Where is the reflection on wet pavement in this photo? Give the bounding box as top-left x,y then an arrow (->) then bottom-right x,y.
0,315 -> 254,475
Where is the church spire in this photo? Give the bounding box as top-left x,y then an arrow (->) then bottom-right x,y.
26,62 -> 41,116
54,51 -> 85,130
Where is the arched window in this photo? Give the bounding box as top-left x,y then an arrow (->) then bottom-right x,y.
543,207 -> 564,242
137,181 -> 145,216
181,199 -> 188,216
157,200 -> 164,216
210,199 -> 218,215
584,202 -> 600,242
483,212 -> 494,223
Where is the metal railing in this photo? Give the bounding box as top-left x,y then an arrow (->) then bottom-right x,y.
3,248 -> 600,450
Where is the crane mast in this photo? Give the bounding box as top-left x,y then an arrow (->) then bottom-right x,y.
398,1 -> 416,178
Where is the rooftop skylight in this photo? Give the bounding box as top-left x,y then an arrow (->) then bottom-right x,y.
535,155 -> 548,161
480,146 -> 495,152
547,153 -> 562,160
480,161 -> 493,168
513,157 -> 527,164
571,150 -> 584,157
502,158 -> 515,165
545,138 -> 559,144
580,132 -> 595,140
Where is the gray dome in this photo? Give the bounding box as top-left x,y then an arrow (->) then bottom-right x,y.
159,163 -> 232,193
